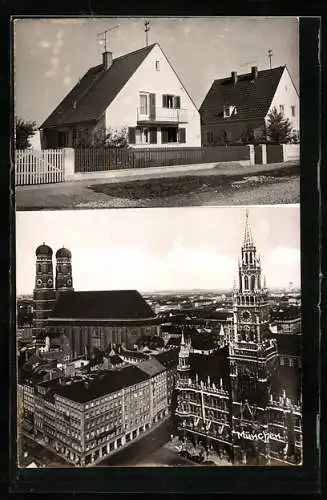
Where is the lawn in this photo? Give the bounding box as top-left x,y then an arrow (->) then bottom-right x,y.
88,163 -> 299,202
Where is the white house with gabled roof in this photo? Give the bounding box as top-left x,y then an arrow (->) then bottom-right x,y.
40,43 -> 201,149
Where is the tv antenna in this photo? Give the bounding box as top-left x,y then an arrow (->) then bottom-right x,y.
144,20 -> 150,47
97,24 -> 120,52
268,49 -> 273,69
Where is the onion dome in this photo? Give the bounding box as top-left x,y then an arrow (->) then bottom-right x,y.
56,246 -> 72,259
36,243 -> 53,257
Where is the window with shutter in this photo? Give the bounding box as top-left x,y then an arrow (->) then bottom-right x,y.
178,128 -> 186,143
128,127 -> 136,144
174,96 -> 181,109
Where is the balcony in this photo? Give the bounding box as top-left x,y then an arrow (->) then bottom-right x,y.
137,108 -> 188,124
234,341 -> 259,352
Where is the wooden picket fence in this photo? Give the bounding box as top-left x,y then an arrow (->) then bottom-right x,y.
15,149 -> 65,186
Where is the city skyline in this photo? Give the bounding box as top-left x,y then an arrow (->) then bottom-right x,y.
14,17 -> 299,125
16,206 -> 301,295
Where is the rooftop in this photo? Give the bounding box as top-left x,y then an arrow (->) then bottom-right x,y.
277,334 -> 302,357
45,365 -> 150,403
138,357 -> 166,377
154,349 -> 179,368
49,290 -> 156,321
200,66 -> 288,123
41,44 -> 157,128
189,346 -> 230,388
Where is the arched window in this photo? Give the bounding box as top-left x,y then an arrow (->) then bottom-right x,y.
244,276 -> 249,290
251,275 -> 256,290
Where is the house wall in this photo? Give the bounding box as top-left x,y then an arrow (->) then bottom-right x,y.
265,67 -> 299,132
105,44 -> 201,148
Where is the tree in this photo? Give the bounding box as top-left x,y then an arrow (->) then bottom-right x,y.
266,107 -> 294,144
240,126 -> 266,145
92,127 -> 129,148
15,117 -> 37,149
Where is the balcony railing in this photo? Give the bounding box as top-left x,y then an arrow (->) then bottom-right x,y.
137,108 -> 188,124
234,341 -> 259,351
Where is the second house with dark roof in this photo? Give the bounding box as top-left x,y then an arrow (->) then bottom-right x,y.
200,65 -> 299,146
40,43 -> 201,149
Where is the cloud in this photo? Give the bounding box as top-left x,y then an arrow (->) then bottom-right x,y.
164,245 -> 235,289
44,56 -> 60,78
63,76 -> 72,85
265,246 -> 301,287
73,247 -> 163,291
268,246 -> 300,267
39,40 -> 51,48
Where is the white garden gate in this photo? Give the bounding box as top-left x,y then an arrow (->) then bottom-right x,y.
15,149 -> 65,186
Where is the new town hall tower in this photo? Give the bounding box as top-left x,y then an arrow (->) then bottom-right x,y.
174,211 -> 302,466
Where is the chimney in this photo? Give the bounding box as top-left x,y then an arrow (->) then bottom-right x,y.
231,71 -> 238,85
102,51 -> 113,70
251,66 -> 258,80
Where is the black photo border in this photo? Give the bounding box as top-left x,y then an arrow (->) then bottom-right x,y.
0,4 -> 322,496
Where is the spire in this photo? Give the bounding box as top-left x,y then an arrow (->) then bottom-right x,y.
180,330 -> 185,346
243,209 -> 254,247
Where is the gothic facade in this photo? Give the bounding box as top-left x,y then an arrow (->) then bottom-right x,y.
174,211 -> 302,465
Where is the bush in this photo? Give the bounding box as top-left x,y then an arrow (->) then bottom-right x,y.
92,127 -> 129,148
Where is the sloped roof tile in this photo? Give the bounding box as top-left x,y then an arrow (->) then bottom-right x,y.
49,290 -> 156,320
41,44 -> 157,128
200,66 -> 286,124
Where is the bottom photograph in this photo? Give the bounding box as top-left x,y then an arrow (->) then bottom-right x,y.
15,205 -> 302,468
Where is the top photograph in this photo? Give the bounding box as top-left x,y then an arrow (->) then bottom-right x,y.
14,17 -> 300,210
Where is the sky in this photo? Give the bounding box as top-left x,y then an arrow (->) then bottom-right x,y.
16,206 -> 301,295
14,17 -> 299,126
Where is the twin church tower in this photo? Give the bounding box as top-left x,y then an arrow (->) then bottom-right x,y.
33,244 -> 73,336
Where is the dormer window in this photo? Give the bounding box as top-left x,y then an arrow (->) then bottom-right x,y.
223,105 -> 237,118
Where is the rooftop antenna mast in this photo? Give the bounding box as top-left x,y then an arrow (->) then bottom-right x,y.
268,48 -> 273,69
97,24 -> 120,52
144,20 -> 150,47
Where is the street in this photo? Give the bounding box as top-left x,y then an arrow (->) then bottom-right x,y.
19,420 -> 195,468
16,161 -> 299,209
19,434 -> 73,468
96,418 -> 194,467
